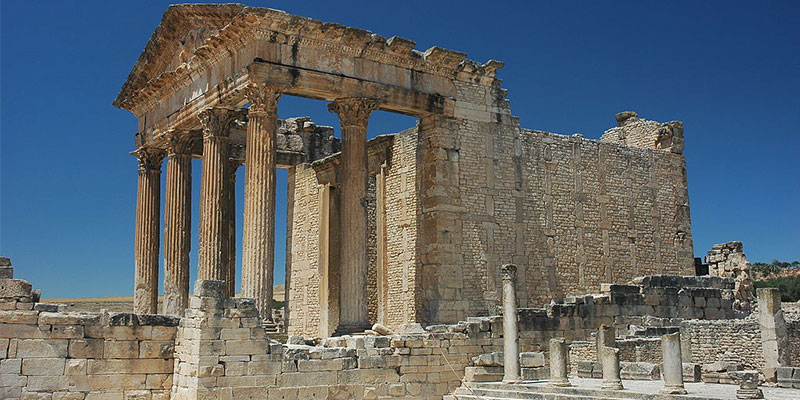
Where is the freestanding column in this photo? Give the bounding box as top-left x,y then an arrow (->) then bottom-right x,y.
661,332 -> 687,394
501,264 -> 520,383
241,84 -> 281,320
328,98 -> 378,335
162,132 -> 194,316
133,147 -> 165,314
600,345 -> 623,390
225,159 -> 242,298
757,288 -> 789,381
549,338 -> 571,387
198,108 -> 238,283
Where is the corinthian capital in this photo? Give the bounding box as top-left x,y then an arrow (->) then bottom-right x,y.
243,83 -> 282,117
132,147 -> 165,172
165,130 -> 197,156
328,98 -> 379,128
500,264 -> 517,281
198,108 -> 239,139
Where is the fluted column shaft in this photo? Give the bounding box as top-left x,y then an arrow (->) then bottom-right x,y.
162,132 -> 194,316
226,159 -> 241,297
198,108 -> 237,282
328,98 -> 377,332
242,84 -> 281,320
133,147 -> 164,314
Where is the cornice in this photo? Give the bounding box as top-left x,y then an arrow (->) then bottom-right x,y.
113,5 -> 504,116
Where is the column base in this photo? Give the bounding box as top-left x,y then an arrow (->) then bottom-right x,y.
660,385 -> 687,395
333,324 -> 371,336
549,379 -> 571,387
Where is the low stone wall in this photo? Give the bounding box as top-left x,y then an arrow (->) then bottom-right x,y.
1,305 -> 178,399
567,337 -> 663,374
680,317 -> 764,370
171,280 -> 505,399
511,275 -> 739,346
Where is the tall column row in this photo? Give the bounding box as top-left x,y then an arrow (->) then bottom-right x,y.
132,90 -> 380,333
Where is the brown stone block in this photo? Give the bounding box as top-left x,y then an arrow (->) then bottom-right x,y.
103,340 -> 139,358
87,374 -> 147,390
69,338 -> 103,358
16,339 -> 68,358
0,310 -> 39,324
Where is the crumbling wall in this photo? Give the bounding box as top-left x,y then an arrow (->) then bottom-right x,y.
706,241 -> 754,313
0,260 -> 178,399
417,74 -> 694,324
600,111 -> 685,153
681,317 -> 764,370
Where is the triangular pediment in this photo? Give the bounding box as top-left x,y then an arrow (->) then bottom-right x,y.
113,4 -> 245,109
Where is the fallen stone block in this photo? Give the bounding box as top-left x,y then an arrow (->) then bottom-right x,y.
472,352 -> 503,367
521,366 -> 549,380
683,363 -> 702,382
464,366 -> 503,382
519,352 -> 545,368
621,361 -> 660,380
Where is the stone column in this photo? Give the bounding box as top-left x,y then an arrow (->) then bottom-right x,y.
198,108 -> 238,283
225,158 -> 242,298
599,346 -> 623,390
661,332 -> 687,394
133,147 -> 165,314
162,131 -> 194,316
501,264 -> 520,383
757,288 -> 789,381
241,84 -> 281,320
549,338 -> 571,387
328,98 -> 378,335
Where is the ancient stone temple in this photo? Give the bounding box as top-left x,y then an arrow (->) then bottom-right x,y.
113,4 -> 693,336
5,5 -> 800,399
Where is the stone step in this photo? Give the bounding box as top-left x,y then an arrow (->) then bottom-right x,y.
446,381 -> 727,400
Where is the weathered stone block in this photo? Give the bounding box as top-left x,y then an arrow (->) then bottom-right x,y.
69,338 -> 103,358
194,280 -> 225,298
519,351 -> 545,368
0,310 -> 39,324
21,357 -> 66,376
103,340 -> 139,358
620,361 -> 660,380
471,352 -> 503,366
0,279 -> 32,298
464,366 -> 503,382
16,339 -> 68,358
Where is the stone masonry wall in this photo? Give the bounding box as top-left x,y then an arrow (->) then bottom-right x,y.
287,163 -> 322,336
287,80 -> 693,329
415,76 -> 693,325
0,263 -> 178,399
680,317 -> 764,370
382,129 -> 420,331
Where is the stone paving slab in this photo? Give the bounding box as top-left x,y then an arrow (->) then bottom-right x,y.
455,378 -> 800,400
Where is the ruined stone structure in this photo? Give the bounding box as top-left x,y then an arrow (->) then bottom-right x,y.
113,4 -> 693,336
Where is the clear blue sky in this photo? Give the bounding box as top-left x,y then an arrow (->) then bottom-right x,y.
1,1 -> 798,298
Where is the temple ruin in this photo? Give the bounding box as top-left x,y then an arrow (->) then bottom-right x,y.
114,4 -> 693,336
2,4 -> 798,400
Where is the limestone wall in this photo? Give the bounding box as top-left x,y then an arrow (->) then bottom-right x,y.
681,318 -> 764,370
286,163 -> 322,336
382,129 -> 420,331
0,277 -> 178,399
